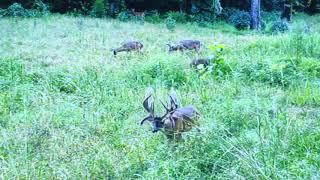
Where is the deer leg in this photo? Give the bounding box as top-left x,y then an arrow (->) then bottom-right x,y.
174,133 -> 182,142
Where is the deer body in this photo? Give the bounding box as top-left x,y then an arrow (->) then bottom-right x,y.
140,89 -> 199,141
167,40 -> 201,53
112,41 -> 143,55
131,9 -> 145,18
190,58 -> 210,68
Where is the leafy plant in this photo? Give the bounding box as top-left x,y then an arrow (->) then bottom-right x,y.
271,20 -> 290,33
90,0 -> 107,18
5,3 -> 28,17
228,10 -> 251,30
199,44 -> 231,79
117,11 -> 133,22
145,10 -> 162,23
165,11 -> 188,23
165,17 -> 176,31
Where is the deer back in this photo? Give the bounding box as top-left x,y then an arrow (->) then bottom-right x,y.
163,106 -> 199,133
179,40 -> 201,52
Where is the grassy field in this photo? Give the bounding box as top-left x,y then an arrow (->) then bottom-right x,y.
0,14 -> 320,179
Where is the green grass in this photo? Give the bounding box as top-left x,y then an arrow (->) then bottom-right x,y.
0,14 -> 320,179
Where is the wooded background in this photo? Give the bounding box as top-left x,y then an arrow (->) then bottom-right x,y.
0,0 -> 319,14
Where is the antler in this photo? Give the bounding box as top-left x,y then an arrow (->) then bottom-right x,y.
141,88 -> 154,125
169,91 -> 179,111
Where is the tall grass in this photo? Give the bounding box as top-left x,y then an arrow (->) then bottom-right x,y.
0,14 -> 320,179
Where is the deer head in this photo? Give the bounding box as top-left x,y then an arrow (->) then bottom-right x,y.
140,89 -> 198,138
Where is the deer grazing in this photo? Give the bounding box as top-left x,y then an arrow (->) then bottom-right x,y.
111,41 -> 143,56
190,58 -> 210,69
167,40 -> 201,53
140,88 -> 200,141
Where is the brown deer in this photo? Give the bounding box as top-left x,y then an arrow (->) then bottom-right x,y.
140,88 -> 200,141
131,8 -> 145,18
167,40 -> 201,53
190,58 -> 210,69
111,41 -> 143,56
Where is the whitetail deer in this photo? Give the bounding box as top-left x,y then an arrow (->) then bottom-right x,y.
167,40 -> 201,53
111,41 -> 143,56
131,8 -> 145,18
140,88 -> 200,141
190,58 -> 210,68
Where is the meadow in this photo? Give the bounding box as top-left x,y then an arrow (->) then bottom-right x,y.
0,14 -> 320,179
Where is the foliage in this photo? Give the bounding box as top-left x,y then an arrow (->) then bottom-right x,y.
165,11 -> 188,23
199,44 -> 232,79
90,0 -> 107,18
271,20 -> 290,33
3,3 -> 29,17
0,2 -> 50,17
165,16 -> 176,31
145,10 -> 162,24
228,10 -> 251,30
117,11 -> 133,22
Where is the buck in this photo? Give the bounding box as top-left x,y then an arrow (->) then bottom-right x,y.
111,41 -> 143,56
167,40 -> 201,53
140,89 -> 200,141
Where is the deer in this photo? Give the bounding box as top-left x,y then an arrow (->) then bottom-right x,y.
131,8 -> 145,18
167,40 -> 201,53
190,58 -> 210,69
140,88 -> 200,141
111,41 -> 143,56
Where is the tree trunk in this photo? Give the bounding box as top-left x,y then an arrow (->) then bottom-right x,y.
281,3 -> 292,21
250,0 -> 261,30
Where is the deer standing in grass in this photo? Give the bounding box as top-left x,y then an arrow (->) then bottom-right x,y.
111,41 -> 143,56
131,8 -> 145,18
167,40 -> 201,53
140,88 -> 200,141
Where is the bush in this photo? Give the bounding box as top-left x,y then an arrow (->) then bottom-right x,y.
5,3 -> 29,17
165,11 -> 188,23
90,0 -> 107,18
220,7 -> 239,21
145,11 -> 162,24
32,0 -> 50,16
0,1 -> 50,18
189,11 -> 216,25
228,10 -> 251,30
165,17 -> 176,31
271,20 -> 290,33
117,11 -> 133,22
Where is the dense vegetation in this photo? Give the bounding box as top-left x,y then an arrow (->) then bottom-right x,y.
1,0 -> 320,179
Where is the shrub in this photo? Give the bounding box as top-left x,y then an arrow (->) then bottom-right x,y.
199,44 -> 232,80
5,3 -> 29,17
165,11 -> 188,23
165,17 -> 176,31
145,10 -> 162,23
32,0 -> 50,16
189,11 -> 216,25
220,8 -> 239,21
0,1 -> 50,18
90,0 -> 107,18
271,20 -> 290,33
228,10 -> 251,30
117,11 -> 133,22
145,12 -> 162,24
